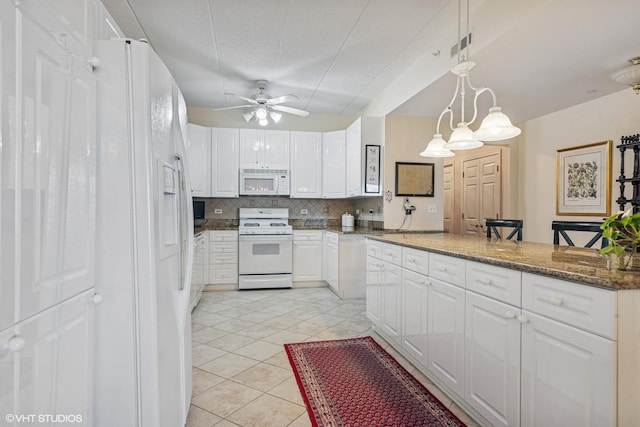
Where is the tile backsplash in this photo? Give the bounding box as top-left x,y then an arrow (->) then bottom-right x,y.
194,197 -> 382,223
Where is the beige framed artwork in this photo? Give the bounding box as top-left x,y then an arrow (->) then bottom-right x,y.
556,140 -> 612,216
395,162 -> 434,197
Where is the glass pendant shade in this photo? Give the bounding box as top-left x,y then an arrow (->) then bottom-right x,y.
242,111 -> 255,122
473,107 -> 521,141
269,111 -> 282,123
444,123 -> 483,150
420,134 -> 454,157
258,118 -> 268,126
255,107 -> 268,120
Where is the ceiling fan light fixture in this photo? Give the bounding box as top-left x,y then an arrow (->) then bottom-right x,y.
420,134 -> 455,157
269,111 -> 282,123
258,118 -> 268,127
473,107 -> 522,141
255,107 -> 268,120
610,57 -> 640,94
242,111 -> 255,122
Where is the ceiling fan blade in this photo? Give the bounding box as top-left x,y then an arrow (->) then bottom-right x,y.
212,104 -> 254,111
271,105 -> 310,117
267,94 -> 299,105
224,93 -> 258,104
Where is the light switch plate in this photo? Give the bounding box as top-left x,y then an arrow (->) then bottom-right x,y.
214,208 -> 223,214
428,204 -> 437,213
301,209 -> 308,215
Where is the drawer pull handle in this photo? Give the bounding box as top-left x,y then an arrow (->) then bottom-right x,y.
505,311 -> 516,319
407,259 -> 415,263
549,296 -> 563,306
438,266 -> 447,272
517,315 -> 529,324
481,278 -> 493,285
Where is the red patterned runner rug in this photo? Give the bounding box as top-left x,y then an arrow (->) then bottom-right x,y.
284,336 -> 467,426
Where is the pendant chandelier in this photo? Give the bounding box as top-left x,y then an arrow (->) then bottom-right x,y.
420,0 -> 520,158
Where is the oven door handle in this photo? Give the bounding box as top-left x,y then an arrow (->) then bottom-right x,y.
238,234 -> 292,242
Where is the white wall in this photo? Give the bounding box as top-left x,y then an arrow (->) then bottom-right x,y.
383,116 -> 444,231
187,107 -> 356,132
520,89 -> 640,244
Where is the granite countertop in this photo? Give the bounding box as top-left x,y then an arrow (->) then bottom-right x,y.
368,233 -> 640,291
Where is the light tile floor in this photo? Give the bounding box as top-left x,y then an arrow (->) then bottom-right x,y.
186,287 -> 480,427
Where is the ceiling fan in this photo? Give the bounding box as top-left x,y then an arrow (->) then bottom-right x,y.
216,80 -> 310,126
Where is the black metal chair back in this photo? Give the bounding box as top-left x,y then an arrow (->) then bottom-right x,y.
551,221 -> 608,248
486,219 -> 523,241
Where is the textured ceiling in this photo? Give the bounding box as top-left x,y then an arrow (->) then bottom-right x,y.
101,0 -> 640,124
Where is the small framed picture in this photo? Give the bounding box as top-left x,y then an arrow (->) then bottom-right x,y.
556,140 -> 612,216
365,145 -> 381,193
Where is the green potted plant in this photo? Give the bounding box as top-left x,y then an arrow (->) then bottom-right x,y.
599,208 -> 640,270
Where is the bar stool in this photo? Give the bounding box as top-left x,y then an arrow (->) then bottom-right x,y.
486,219 -> 524,241
551,220 -> 608,248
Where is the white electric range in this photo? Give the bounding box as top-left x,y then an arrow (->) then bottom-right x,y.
238,208 -> 293,289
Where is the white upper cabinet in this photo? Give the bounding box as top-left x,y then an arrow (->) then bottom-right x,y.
290,131 -> 322,198
239,129 -> 289,169
186,124 -> 212,197
346,118 -> 362,197
211,128 -> 239,198
322,130 -> 346,198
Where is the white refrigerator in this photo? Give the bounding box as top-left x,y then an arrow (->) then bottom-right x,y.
94,39 -> 193,426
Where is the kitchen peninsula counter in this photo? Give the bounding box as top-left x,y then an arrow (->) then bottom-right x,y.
368,233 -> 640,291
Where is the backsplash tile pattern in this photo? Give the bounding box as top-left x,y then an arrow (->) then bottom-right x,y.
194,197 -> 383,222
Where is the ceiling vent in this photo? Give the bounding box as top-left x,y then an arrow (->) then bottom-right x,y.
451,32 -> 472,58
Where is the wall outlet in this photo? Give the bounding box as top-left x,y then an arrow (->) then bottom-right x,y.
214,208 -> 223,214
301,209 -> 308,215
428,204 -> 437,213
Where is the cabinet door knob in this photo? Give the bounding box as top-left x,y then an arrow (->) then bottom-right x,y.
549,296 -> 563,306
88,57 -> 100,68
7,336 -> 26,352
481,277 -> 493,285
91,294 -> 104,304
505,311 -> 516,319
517,315 -> 529,324
438,266 -> 447,272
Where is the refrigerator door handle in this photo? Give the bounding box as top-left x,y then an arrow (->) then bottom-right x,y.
175,154 -> 186,291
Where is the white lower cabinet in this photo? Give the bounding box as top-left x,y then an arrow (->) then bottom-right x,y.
401,269 -> 428,367
520,311 -> 615,427
323,232 -> 367,299
190,232 -> 207,311
365,255 -> 382,326
426,277 -> 466,397
324,233 -> 339,293
465,291 -> 521,427
380,262 -> 402,344
208,231 -> 238,287
366,238 -> 624,427
293,231 -> 323,282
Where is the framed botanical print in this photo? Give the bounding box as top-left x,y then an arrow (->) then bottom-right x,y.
556,140 -> 612,216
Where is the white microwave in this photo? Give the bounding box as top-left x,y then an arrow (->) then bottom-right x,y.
239,169 -> 290,196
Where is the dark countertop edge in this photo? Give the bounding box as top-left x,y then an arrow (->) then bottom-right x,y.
366,235 -> 638,292
195,225 -> 446,235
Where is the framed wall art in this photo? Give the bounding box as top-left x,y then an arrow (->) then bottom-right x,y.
395,162 -> 434,197
365,145 -> 381,193
556,140 -> 612,216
